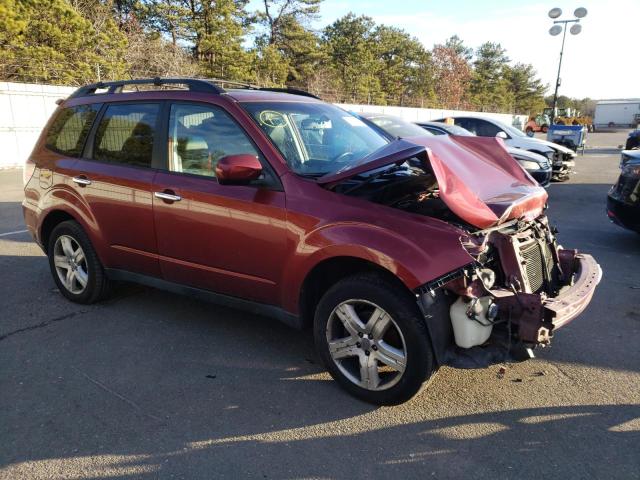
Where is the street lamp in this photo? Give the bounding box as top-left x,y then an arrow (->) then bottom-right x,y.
548,7 -> 587,121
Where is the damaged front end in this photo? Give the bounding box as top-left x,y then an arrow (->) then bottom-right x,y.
417,216 -> 602,369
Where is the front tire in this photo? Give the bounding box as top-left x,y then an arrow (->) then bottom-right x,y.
314,273 -> 435,405
47,220 -> 110,304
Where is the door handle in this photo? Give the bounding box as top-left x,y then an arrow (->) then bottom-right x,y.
72,176 -> 92,186
154,191 -> 182,202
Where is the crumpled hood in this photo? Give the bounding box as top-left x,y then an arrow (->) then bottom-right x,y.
319,136 -> 548,229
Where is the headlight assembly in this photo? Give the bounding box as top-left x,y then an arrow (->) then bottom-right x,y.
517,159 -> 543,170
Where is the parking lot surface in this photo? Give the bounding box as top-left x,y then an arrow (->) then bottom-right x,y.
1,131 -> 639,479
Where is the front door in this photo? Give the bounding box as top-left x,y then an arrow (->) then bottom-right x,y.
152,102 -> 287,305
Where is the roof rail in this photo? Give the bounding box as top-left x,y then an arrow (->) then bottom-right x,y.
68,77 -> 225,99
205,78 -> 259,90
259,87 -> 321,100
67,77 -> 321,101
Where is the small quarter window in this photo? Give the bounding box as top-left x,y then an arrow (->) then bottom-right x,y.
92,103 -> 160,168
45,104 -> 100,157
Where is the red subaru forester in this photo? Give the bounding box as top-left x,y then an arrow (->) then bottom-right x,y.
23,78 -> 601,405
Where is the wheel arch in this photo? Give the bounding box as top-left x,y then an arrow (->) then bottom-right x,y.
297,256 -> 417,330
37,187 -> 101,255
40,210 -> 78,253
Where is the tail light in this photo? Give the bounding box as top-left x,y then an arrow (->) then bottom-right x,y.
23,157 -> 36,186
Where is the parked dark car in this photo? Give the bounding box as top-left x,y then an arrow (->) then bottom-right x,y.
23,78 -> 601,405
431,116 -> 576,181
415,120 -> 552,187
607,150 -> 640,233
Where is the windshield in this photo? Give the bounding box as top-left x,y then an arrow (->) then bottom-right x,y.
241,102 -> 389,176
362,114 -> 433,139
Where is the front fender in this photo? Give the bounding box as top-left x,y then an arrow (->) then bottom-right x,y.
280,221 -> 474,313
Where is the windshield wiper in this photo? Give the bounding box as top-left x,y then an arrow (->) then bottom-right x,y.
342,164 -> 406,194
298,172 -> 328,178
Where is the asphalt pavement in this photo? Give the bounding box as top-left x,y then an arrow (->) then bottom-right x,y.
0,132 -> 638,479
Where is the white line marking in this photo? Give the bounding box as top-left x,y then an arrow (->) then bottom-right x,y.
0,229 -> 29,238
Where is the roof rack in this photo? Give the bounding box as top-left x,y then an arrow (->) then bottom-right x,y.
68,77 -> 321,100
258,87 -> 320,100
205,78 -> 259,90
68,77 -> 225,98
205,79 -> 320,99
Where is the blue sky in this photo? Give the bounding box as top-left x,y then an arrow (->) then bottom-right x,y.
248,0 -> 638,100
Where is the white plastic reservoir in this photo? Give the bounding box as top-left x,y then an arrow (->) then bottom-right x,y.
450,296 -> 494,348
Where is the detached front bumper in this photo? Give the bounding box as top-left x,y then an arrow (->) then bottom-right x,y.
544,253 -> 602,330
492,250 -> 602,344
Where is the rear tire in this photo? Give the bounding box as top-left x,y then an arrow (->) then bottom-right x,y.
47,220 -> 110,304
314,273 -> 435,405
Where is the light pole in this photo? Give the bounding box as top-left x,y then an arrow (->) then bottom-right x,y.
548,7 -> 587,121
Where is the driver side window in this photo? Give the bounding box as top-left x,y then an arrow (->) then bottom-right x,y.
167,103 -> 260,178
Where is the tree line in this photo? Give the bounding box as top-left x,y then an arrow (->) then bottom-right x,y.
0,0 -> 591,114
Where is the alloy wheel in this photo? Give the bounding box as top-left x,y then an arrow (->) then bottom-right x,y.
326,299 -> 407,391
53,234 -> 89,294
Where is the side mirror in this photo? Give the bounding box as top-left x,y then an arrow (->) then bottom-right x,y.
215,154 -> 262,184
496,131 -> 509,139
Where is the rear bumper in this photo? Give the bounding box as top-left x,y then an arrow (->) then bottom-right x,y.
22,199 -> 43,248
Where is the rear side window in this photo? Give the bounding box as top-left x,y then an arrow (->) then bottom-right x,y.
45,104 -> 100,157
92,103 -> 160,168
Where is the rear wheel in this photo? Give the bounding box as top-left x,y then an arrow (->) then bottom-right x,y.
541,125 -> 549,133
314,273 -> 435,405
47,220 -> 110,304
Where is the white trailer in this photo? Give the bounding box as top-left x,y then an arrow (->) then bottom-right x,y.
594,99 -> 640,128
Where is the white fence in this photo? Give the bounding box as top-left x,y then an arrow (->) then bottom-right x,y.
0,82 -> 75,168
0,81 -> 528,168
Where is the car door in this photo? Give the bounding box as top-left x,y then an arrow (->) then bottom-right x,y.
152,101 -> 287,305
72,102 -> 162,277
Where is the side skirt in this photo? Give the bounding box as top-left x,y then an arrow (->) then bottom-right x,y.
105,268 -> 303,330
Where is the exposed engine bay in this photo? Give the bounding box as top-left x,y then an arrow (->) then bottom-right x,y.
332,161 -> 467,227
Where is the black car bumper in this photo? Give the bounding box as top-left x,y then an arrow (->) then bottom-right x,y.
607,195 -> 640,233
529,168 -> 552,187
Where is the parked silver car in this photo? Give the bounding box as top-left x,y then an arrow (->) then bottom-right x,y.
431,116 -> 576,181
417,121 -> 552,187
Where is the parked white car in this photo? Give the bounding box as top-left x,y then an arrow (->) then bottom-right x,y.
433,116 -> 577,181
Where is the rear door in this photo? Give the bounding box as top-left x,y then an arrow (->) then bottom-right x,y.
151,101 -> 287,305
72,102 -> 162,276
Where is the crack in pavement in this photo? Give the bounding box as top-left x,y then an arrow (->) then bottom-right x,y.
71,366 -> 165,423
0,310 -> 86,342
